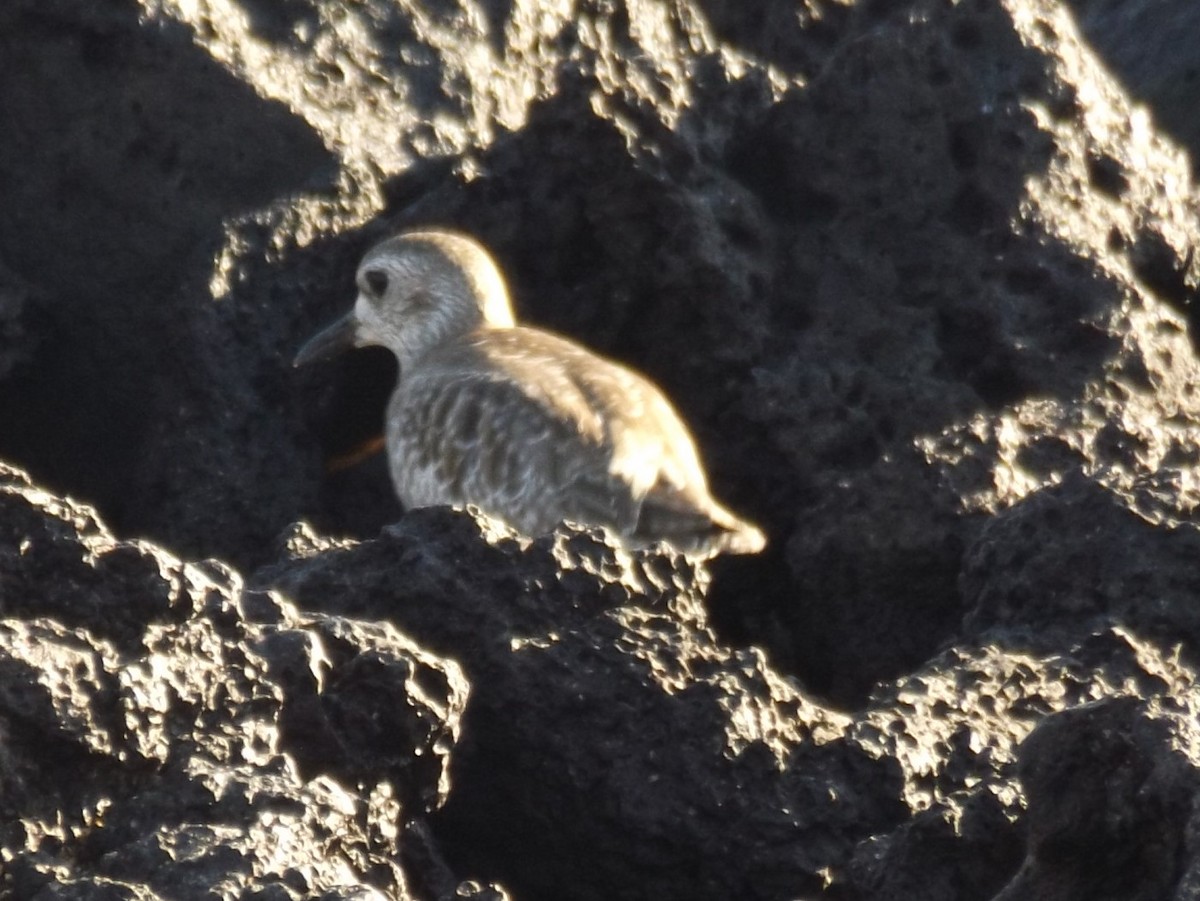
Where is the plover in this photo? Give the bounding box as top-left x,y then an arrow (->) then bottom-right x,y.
295,230 -> 765,558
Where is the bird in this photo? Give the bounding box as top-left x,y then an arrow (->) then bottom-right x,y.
294,229 -> 765,558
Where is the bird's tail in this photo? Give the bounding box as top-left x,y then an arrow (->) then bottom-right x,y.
635,496 -> 766,558
700,504 -> 767,556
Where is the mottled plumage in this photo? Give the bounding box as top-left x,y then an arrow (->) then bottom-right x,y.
295,230 -> 765,557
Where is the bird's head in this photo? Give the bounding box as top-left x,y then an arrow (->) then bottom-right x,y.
294,230 -> 516,371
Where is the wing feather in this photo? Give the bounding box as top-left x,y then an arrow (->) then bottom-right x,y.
384,327 -> 762,554
387,367 -> 635,536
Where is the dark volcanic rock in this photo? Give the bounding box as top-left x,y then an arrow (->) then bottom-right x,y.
0,465 -> 471,899
995,695 -> 1200,901
1064,0 -> 1200,172
4,0 -> 1200,899
260,512 -> 901,901
962,471 -> 1200,642
0,1 -> 338,566
848,626 -> 1195,899
0,257 -> 31,382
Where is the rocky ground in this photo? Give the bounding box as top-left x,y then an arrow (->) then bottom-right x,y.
3,0 -> 1200,898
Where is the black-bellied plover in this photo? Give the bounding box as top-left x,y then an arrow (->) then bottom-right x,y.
294,230 -> 765,558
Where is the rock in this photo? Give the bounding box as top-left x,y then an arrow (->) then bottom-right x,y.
260,508 -> 901,900
994,696 -> 1200,901
847,625 -> 1192,898
0,466 -> 470,899
1064,0 -> 1200,170
3,0 -> 1200,898
961,471 -> 1200,643
0,257 -> 31,381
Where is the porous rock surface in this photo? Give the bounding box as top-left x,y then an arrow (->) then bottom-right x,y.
0,464 -> 472,899
1063,0 -> 1200,169
3,0 -> 1200,898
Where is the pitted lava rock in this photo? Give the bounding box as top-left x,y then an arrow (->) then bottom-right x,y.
3,0 -> 1200,899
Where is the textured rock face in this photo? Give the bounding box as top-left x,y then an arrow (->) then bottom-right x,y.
3,0 -> 1200,898
261,515 -> 899,900
0,465 -> 470,899
1064,0 -> 1200,170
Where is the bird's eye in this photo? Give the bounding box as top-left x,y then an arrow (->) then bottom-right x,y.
363,269 -> 388,297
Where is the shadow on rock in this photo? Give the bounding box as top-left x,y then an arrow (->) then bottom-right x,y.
0,464 -> 470,898
0,2 -> 334,552
259,508 -> 907,901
